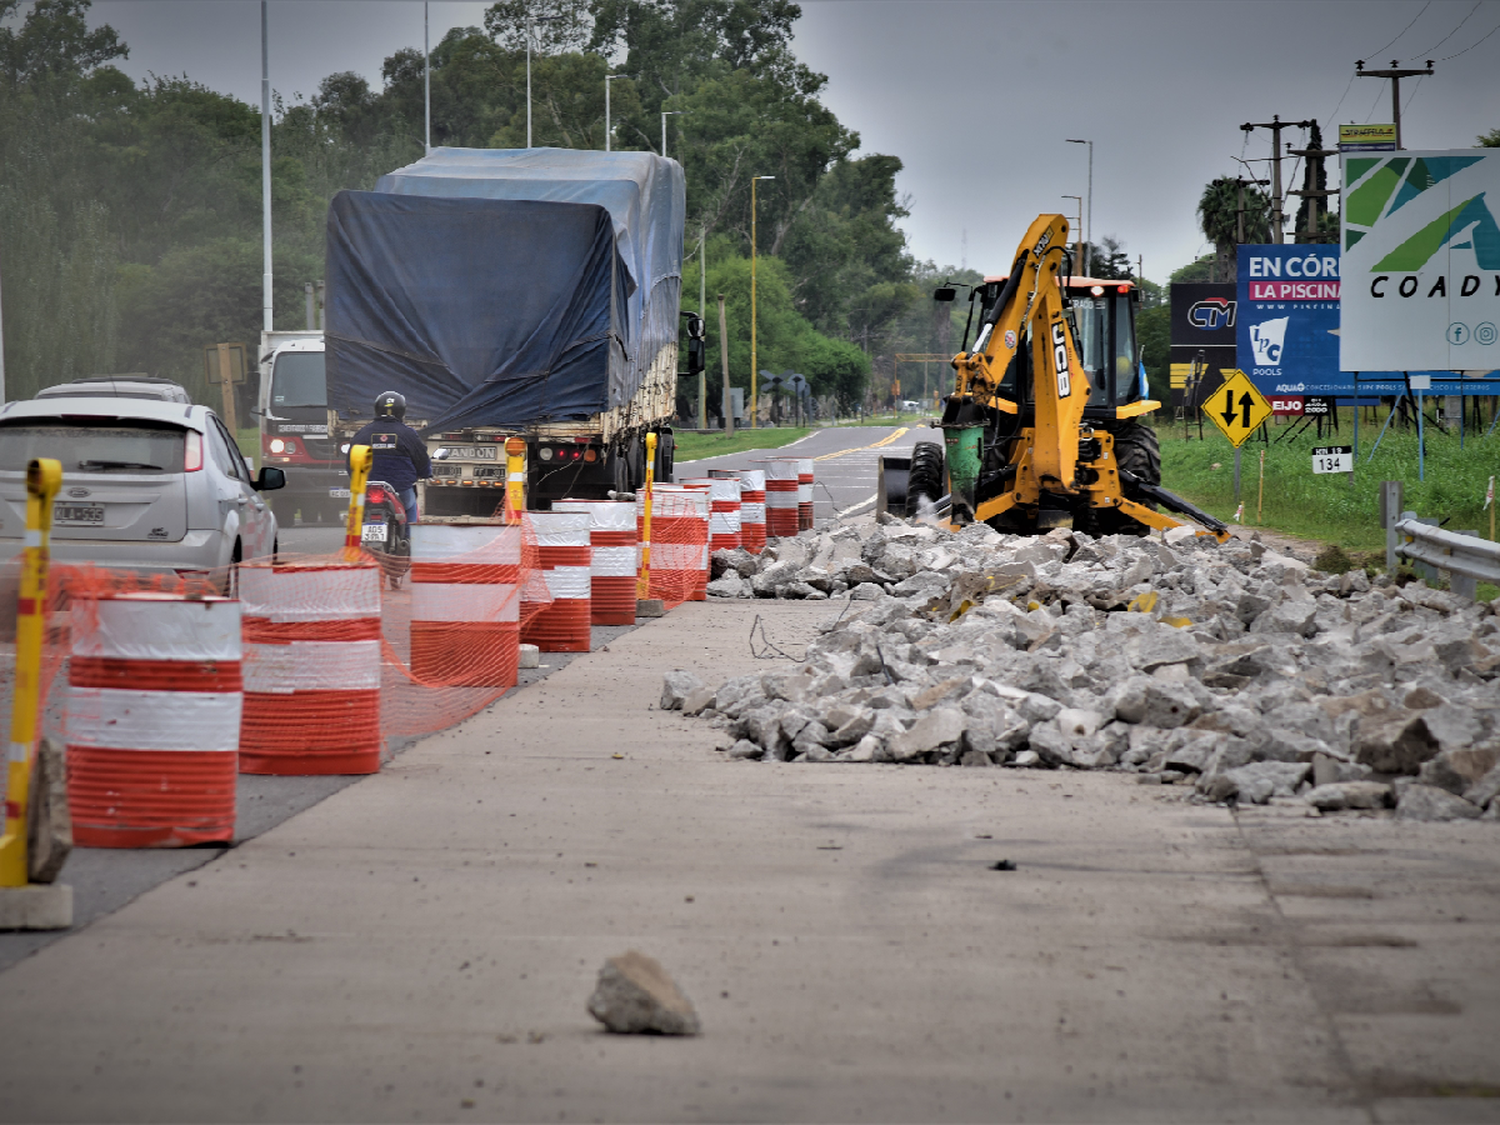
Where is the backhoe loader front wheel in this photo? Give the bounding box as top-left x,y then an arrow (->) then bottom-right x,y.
905,441 -> 945,518
1097,420 -> 1161,536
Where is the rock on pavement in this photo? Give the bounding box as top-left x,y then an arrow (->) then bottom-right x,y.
587,950 -> 701,1036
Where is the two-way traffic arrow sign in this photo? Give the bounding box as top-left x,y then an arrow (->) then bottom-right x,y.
1203,370 -> 1272,448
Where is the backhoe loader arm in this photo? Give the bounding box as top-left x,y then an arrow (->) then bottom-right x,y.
950,214 -> 1090,491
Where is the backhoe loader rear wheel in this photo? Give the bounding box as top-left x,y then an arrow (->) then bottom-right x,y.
1097,420 -> 1161,536
905,440 -> 945,518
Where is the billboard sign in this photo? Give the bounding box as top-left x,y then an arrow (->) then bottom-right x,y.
1237,245 -> 1342,395
1340,150 -> 1500,370
1171,283 -> 1237,345
1338,124 -> 1395,153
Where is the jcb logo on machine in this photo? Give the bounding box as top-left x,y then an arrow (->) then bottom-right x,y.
1033,229 -> 1053,256
1051,322 -> 1072,396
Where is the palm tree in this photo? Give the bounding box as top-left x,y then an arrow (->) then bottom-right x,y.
1197,176 -> 1271,281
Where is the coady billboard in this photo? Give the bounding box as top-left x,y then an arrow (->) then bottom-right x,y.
1340,149 -> 1500,371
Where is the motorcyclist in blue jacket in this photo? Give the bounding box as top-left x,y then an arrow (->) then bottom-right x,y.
350,391 -> 431,522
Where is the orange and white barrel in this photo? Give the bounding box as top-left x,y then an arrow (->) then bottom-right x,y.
409,521 -> 521,687
737,469 -> 767,554
554,499 -> 637,625
763,460 -> 800,539
797,457 -> 815,530
638,486 -> 710,605
65,592 -> 241,848
683,477 -> 741,552
521,511 -> 592,652
238,560 -> 383,775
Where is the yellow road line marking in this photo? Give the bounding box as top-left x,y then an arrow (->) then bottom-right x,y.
813,427 -> 910,461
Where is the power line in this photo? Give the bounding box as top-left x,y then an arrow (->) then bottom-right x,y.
1405,0 -> 1483,60
1402,74 -> 1425,113
1363,0 -> 1433,59
1363,80 -> 1388,123
1438,11 -> 1500,59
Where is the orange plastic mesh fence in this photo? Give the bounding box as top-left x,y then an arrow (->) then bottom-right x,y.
637,487 -> 709,609
6,520 -> 552,811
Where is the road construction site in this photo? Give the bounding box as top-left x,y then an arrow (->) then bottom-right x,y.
0,422 -> 1497,1122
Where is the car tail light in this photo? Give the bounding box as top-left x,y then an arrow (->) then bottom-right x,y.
184,430 -> 203,472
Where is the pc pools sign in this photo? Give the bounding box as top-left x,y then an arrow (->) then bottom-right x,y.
1236,246 -> 1342,394
1340,150 -> 1500,371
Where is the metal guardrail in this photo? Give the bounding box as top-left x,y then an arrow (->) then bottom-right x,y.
1394,516 -> 1500,599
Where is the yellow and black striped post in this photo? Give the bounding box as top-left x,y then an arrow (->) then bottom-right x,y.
505,438 -> 526,524
0,458 -> 62,887
343,445 -> 372,561
637,432 -> 657,597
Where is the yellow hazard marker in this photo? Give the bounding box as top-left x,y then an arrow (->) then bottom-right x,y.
343,445 -> 373,561
0,458 -> 61,888
637,432 -> 657,598
504,437 -> 526,524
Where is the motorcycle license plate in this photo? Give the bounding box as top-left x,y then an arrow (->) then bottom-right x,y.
361,522 -> 388,543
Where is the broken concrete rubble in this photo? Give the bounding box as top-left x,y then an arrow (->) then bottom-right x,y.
681,517 -> 1500,822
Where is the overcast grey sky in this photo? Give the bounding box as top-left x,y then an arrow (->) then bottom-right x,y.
69,0 -> 1500,281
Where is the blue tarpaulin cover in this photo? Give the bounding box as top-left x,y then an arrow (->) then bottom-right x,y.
326,190 -> 630,432
329,147 -> 684,433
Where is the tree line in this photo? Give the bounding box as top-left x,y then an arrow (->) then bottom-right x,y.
0,0 -> 937,413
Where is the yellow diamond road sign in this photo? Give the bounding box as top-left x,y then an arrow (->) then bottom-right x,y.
1203,369 -> 1272,447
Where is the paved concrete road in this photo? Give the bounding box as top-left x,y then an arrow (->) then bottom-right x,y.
2,598 -> 1495,1122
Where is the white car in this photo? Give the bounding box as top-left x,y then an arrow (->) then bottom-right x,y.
0,397 -> 284,585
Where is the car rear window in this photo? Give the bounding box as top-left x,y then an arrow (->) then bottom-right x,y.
0,420 -> 187,474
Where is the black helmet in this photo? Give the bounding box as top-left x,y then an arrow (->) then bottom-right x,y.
374,391 -> 406,420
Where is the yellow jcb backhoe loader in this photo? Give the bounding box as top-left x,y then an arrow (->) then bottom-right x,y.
880,214 -> 1229,543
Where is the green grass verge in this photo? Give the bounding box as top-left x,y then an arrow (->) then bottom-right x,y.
1158,409 -> 1499,597
674,427 -> 812,461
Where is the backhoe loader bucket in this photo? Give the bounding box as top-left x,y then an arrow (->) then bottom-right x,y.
876,454 -> 911,517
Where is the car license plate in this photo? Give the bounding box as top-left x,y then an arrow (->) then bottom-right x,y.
440,446 -> 498,460
329,488 -> 351,499
54,504 -> 104,525
361,522 -> 388,542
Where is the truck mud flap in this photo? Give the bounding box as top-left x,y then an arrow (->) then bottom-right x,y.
877,455 -> 910,517
1120,470 -> 1229,535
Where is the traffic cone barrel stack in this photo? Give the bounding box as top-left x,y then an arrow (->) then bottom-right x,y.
521,511 -> 592,652
554,499 -> 638,625
65,592 -> 242,848
409,522 -> 522,687
238,560 -> 384,775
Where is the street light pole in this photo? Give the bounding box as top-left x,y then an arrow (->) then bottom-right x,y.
1066,139 -> 1092,275
661,110 -> 685,157
1061,193 -> 1082,277
750,175 -> 775,429
526,14 -> 562,149
423,1 -> 430,153
604,73 -> 629,153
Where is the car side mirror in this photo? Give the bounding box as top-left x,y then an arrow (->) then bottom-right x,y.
933,286 -> 957,302
687,336 -> 706,376
255,466 -> 286,492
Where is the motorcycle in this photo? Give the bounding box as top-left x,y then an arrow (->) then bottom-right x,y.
360,480 -> 412,589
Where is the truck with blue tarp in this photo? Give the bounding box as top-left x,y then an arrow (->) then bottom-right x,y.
324,147 -> 691,518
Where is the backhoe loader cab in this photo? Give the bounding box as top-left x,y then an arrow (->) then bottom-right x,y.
973,275 -> 1146,413
881,214 -> 1228,542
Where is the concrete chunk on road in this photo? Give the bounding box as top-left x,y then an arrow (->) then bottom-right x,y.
587,950 -> 701,1036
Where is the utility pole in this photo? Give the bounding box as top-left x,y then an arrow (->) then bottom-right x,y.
1356,59 -> 1433,150
1236,175 -> 1268,245
718,294 -> 733,437
261,1 -> 272,334
1240,115 -> 1312,244
1288,123 -> 1340,243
